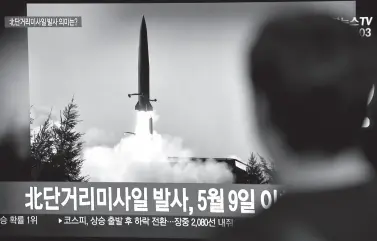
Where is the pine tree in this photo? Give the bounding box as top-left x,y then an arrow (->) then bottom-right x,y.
30,111 -> 54,180
50,97 -> 87,182
246,152 -> 276,184
258,154 -> 276,184
246,153 -> 266,184
30,97 -> 88,181
30,112 -> 54,164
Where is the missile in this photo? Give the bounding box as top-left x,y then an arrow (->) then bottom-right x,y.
128,16 -> 157,112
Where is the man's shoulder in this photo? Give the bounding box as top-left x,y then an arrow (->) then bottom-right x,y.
265,180 -> 377,239
210,180 -> 377,241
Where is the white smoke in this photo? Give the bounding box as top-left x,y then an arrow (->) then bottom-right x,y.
81,111 -> 235,183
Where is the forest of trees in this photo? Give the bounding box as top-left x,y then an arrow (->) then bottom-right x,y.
0,97 -> 275,183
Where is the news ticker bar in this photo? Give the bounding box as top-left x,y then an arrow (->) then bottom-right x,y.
4,16 -> 82,28
0,214 -> 235,239
0,182 -> 284,216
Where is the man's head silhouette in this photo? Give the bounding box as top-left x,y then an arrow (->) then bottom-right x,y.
250,13 -> 376,158
210,13 -> 377,241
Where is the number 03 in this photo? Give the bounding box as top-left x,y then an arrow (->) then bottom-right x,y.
359,28 -> 372,37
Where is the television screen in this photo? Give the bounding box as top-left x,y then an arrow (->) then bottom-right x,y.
27,1 -> 355,184
0,1 -> 358,239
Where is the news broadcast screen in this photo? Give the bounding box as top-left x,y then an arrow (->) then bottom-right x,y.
0,0 -> 364,239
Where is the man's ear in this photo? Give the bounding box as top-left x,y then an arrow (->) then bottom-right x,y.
363,85 -> 375,128
362,118 -> 370,128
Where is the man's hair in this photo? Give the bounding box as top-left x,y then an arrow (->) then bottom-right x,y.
250,12 -> 377,154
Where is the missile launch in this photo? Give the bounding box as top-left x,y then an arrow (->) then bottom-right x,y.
128,16 -> 157,112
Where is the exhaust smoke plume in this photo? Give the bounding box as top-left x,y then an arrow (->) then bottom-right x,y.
82,111 -> 235,183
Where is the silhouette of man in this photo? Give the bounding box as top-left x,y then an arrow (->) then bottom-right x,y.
211,12 -> 377,241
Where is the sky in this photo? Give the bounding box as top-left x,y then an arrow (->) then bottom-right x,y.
27,2 -> 355,163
